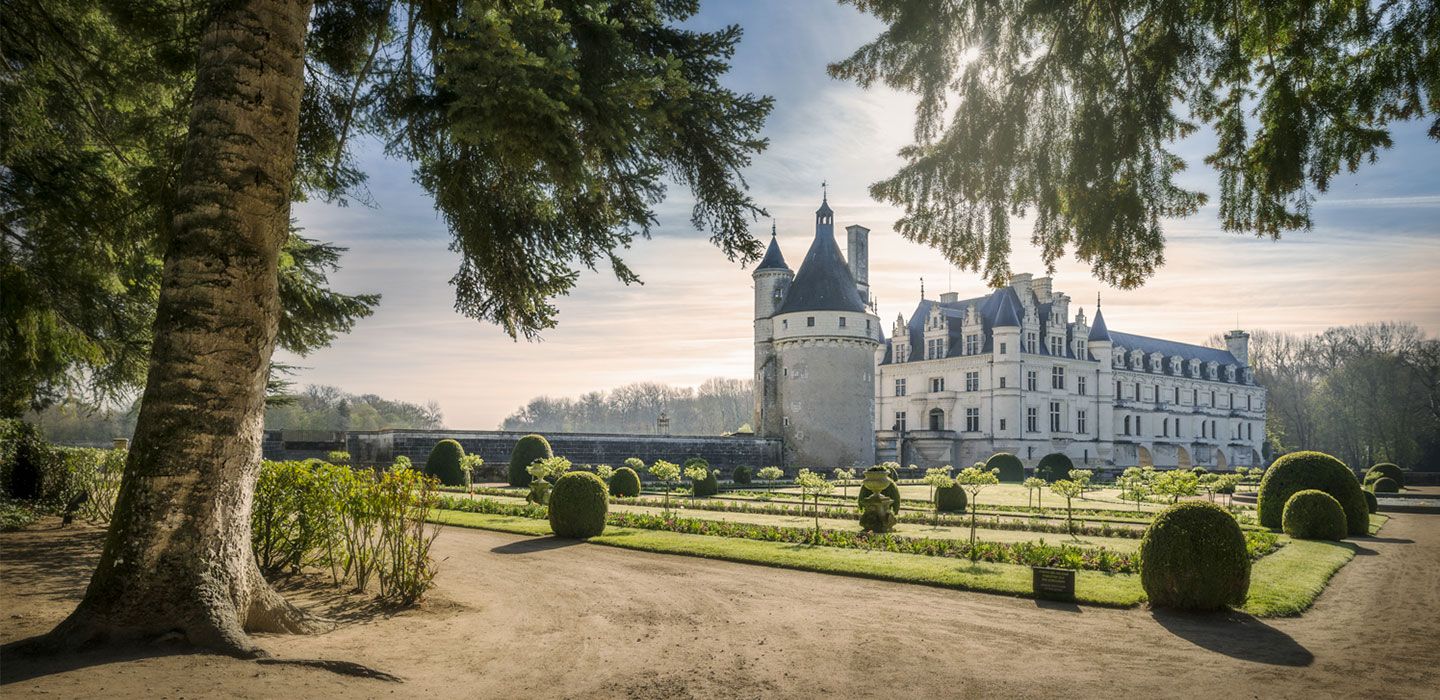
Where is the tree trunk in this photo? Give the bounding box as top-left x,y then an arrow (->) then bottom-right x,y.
42,0 -> 316,657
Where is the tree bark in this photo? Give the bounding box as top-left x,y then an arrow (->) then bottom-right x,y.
42,0 -> 316,657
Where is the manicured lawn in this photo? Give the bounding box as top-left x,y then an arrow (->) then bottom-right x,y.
1243,539 -> 1356,617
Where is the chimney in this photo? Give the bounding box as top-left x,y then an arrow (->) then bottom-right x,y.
1032,276 -> 1053,302
939,291 -> 959,304
1009,272 -> 1032,295
1225,330 -> 1250,367
846,225 -> 870,303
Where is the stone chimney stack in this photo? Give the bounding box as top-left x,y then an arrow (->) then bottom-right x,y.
1225,330 -> 1251,367
846,224 -> 870,304
1009,272 -> 1033,297
1032,276 -> 1053,302
939,291 -> 959,303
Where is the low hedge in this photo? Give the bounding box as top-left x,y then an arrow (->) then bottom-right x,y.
1257,451 -> 1368,537
935,484 -> 968,513
1139,501 -> 1251,611
508,434 -> 553,487
1281,490 -> 1346,541
609,466 -> 642,497
987,453 -> 1025,483
548,471 -> 608,538
1370,477 -> 1399,493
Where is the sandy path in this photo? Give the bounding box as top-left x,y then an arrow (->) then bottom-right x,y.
3,513 -> 1436,699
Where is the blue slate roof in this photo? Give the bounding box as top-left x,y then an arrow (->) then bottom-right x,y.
1108,331 -> 1240,366
774,203 -> 865,314
1088,308 -> 1110,341
756,233 -> 789,271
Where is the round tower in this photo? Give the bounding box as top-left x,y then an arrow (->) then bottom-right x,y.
753,223 -> 792,438
771,196 -> 880,468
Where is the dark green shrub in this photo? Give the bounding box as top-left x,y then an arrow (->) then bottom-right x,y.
610,466 -> 641,497
1282,490 -> 1346,540
732,466 -> 752,485
1363,469 -> 1382,485
508,434 -> 553,487
693,469 -> 720,497
1035,452 -> 1073,482
1139,501 -> 1250,611
856,467 -> 901,514
1363,489 -> 1378,514
1371,477 -> 1399,493
935,484 -> 967,513
1365,463 -> 1403,487
986,453 -> 1025,483
424,439 -> 466,486
549,471 -> 608,538
1,420 -> 46,501
1257,451 -> 1368,536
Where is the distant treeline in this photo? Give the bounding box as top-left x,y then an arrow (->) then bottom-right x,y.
264,385 -> 444,432
500,378 -> 751,436
1215,322 -> 1440,471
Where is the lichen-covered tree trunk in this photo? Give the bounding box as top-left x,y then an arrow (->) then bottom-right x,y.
44,0 -> 317,657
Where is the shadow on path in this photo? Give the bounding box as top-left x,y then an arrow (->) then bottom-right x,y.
1360,537 -> 1413,545
1152,610 -> 1313,666
1,639 -> 204,686
490,536 -> 583,554
1033,599 -> 1081,613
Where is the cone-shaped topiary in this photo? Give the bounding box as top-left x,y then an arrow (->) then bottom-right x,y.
425,439 -> 466,486
693,469 -> 720,497
549,471 -> 608,538
935,484 -> 967,512
986,453 -> 1025,483
1035,452 -> 1073,482
1257,451 -> 1368,536
857,466 -> 901,514
609,466 -> 641,497
1371,477 -> 1399,493
508,434 -> 553,487
1140,501 -> 1251,611
1363,489 -> 1378,514
1366,463 -> 1403,487
1282,490 -> 1347,540
732,466 -> 752,485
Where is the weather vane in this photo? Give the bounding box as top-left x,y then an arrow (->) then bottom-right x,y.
821,180 -> 828,200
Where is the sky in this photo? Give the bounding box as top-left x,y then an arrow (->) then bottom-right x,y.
282,0 -> 1440,430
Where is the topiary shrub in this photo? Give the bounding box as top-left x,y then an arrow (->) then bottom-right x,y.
508,434 -> 553,487
856,466 -> 901,514
548,471 -> 608,538
1363,489 -> 1378,514
424,439 -> 466,486
732,466 -> 752,485
1282,490 -> 1347,540
1370,477 -> 1399,493
1139,501 -> 1251,611
609,466 -> 641,497
1257,451 -> 1368,537
1035,452 -> 1073,483
1365,463 -> 1403,487
935,484 -> 967,513
986,453 -> 1025,483
693,469 -> 720,497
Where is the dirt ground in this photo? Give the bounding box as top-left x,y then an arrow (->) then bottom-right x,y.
2,512 -> 1437,699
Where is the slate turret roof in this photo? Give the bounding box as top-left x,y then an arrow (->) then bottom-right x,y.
1088,308 -> 1110,341
774,203 -> 865,314
756,228 -> 789,271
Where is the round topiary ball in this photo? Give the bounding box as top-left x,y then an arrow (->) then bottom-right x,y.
1035,452 -> 1074,483
1363,489 -> 1378,514
1371,477 -> 1399,493
508,434 -> 553,487
1257,451 -> 1368,536
732,466 -> 752,485
549,471 -> 608,538
857,466 -> 901,514
1140,501 -> 1251,611
935,484 -> 967,513
1366,463 -> 1403,487
693,469 -> 720,497
609,466 -> 641,497
424,439 -> 466,486
986,453 -> 1025,483
1282,489 -> 1347,540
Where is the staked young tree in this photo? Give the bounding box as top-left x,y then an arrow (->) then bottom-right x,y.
831,0 -> 1439,288
12,0 -> 772,658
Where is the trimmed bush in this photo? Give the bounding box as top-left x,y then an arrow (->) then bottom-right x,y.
1257,451 -> 1368,537
1363,489 -> 1378,514
986,453 -> 1025,483
610,466 -> 641,497
1363,469 -> 1383,485
1371,477 -> 1399,493
857,466 -> 902,514
693,469 -> 720,497
508,434 -> 553,487
1035,452 -> 1074,483
1366,463 -> 1403,487
424,440 -> 466,486
1282,490 -> 1347,540
935,484 -> 967,513
1139,501 -> 1251,611
732,466 -> 752,485
548,471 -> 608,538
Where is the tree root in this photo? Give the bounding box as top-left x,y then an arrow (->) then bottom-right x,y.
256,658 -> 404,682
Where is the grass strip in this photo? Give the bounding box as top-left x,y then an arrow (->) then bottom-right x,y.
1243,538 -> 1356,617
431,509 -> 1145,608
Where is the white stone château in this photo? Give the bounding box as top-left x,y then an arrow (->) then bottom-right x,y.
874,274 -> 1267,471
752,198 -> 1267,471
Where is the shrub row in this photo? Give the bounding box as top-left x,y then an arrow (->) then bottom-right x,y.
1257,451 -> 1368,536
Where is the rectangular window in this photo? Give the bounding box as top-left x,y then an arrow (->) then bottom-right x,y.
965,334 -> 980,355
894,378 -> 907,397
1135,416 -> 1142,435
894,412 -> 906,432
1175,387 -> 1182,404
1051,366 -> 1065,390
1163,419 -> 1169,437
1050,336 -> 1064,356
965,371 -> 979,392
1193,388 -> 1199,405
931,377 -> 945,393
1247,395 -> 1252,411
965,408 -> 980,432
999,418 -> 1008,431
999,376 -> 1007,388
1049,402 -> 1062,432
1000,342 -> 1008,354
1229,392 -> 1235,408
1136,382 -> 1142,401
1026,407 -> 1038,433
1211,390 -> 1217,406
1027,370 -> 1038,392
1077,410 -> 1087,434
1077,376 -> 1087,396
839,316 -> 847,328
806,316 -> 815,327
1025,332 -> 1037,353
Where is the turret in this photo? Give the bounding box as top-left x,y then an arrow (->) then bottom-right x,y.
752,223 -> 793,438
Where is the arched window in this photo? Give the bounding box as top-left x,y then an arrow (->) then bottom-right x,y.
928,408 -> 945,431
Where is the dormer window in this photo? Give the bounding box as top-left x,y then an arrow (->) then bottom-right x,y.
1225,365 -> 1237,382
1189,359 -> 1201,377
1150,353 -> 1163,372
1130,349 -> 1144,369
1025,332 -> 1037,353
965,334 -> 981,355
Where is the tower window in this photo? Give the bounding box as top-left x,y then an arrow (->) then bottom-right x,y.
1000,342 -> 1008,354
782,320 -> 788,330
807,316 -> 815,327
839,317 -> 847,328
1000,376 -> 1007,388
999,418 -> 1008,431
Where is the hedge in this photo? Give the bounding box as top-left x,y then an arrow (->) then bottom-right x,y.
986,453 -> 1025,483
1370,477 -> 1399,493
1139,501 -> 1251,611
1035,453 -> 1074,483
935,484 -> 968,513
609,467 -> 641,497
549,471 -> 608,538
1282,490 -> 1346,541
508,434 -> 553,487
1365,463 -> 1403,487
425,440 -> 466,486
1257,451 -> 1368,537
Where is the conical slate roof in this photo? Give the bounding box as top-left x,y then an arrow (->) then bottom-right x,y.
756,232 -> 789,271
776,223 -> 865,314
991,289 -> 1022,327
1088,308 -> 1111,341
